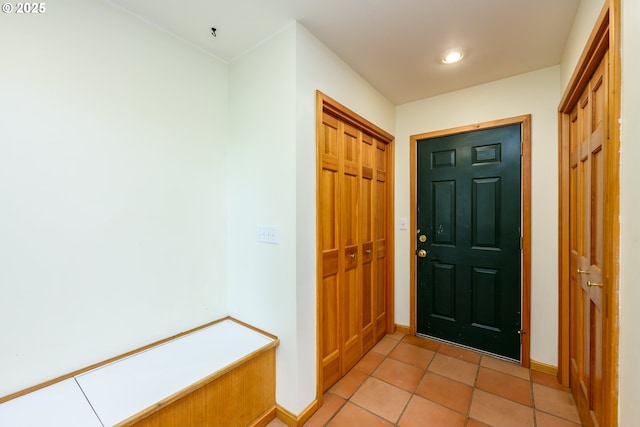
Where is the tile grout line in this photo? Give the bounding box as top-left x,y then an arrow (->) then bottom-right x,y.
320,392 -> 346,427
331,337 -> 404,426
385,335 -> 409,427
464,354 -> 483,427
323,356 -> 379,427
309,333 -> 577,427
392,336 -> 441,426
530,364 -> 538,427
391,335 -> 485,426
387,336 -> 409,427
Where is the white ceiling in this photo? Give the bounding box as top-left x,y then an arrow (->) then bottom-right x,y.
105,0 -> 580,105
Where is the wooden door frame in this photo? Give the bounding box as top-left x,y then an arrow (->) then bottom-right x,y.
409,115 -> 532,367
557,1 -> 620,425
315,91 -> 395,402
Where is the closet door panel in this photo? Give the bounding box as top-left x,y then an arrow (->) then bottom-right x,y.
340,131 -> 361,373
361,133 -> 375,352
320,113 -> 341,389
375,141 -> 389,339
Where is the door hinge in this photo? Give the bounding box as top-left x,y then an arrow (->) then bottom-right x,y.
520,236 -> 523,250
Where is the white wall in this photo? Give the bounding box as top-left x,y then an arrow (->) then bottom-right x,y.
618,0 -> 640,423
395,66 -> 561,366
226,23 -> 300,411
0,0 -> 229,397
296,26 -> 396,134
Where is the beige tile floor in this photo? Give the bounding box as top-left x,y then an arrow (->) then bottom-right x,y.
268,331 -> 581,427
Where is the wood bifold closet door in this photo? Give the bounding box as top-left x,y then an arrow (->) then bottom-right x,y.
317,92 -> 394,392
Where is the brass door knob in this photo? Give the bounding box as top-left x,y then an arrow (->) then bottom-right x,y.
587,281 -> 602,287
417,249 -> 427,258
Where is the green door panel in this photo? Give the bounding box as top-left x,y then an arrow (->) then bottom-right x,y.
416,124 -> 521,360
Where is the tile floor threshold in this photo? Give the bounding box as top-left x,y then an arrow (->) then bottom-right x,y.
267,331 -> 582,427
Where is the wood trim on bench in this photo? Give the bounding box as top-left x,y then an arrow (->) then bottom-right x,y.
0,316 -> 279,405
122,345 -> 277,427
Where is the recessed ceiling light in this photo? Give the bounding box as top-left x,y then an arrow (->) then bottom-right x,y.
442,51 -> 463,64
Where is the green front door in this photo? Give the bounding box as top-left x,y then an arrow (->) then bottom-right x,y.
416,124 -> 522,360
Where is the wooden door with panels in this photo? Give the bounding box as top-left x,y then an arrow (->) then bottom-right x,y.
568,54 -> 607,427
317,91 -> 394,394
558,2 -> 620,426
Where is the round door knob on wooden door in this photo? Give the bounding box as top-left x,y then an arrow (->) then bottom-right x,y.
417,249 -> 427,258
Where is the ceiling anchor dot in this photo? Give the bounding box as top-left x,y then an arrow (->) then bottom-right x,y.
211,27 -> 217,37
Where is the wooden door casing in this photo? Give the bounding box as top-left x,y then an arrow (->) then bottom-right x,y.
316,92 -> 394,394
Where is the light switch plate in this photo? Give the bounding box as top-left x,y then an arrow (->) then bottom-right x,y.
257,225 -> 278,244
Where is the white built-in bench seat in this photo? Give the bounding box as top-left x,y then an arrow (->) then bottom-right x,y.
0,317 -> 279,427
0,378 -> 103,427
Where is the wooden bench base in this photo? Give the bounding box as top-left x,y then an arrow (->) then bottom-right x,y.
0,317 -> 278,427
127,347 -> 276,427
